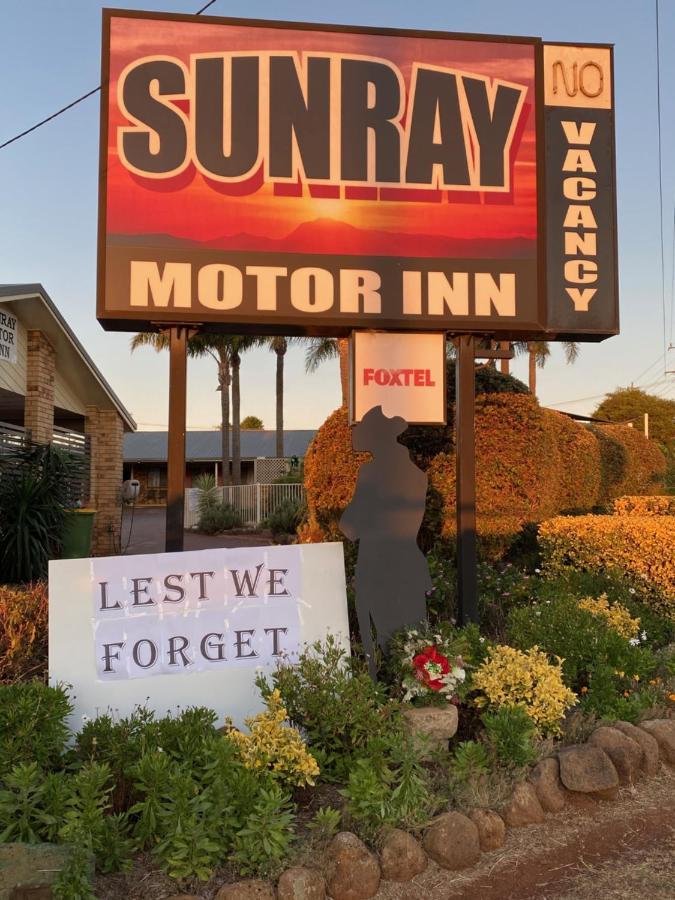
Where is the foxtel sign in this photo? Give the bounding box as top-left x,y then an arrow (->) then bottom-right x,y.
97,12 -> 618,341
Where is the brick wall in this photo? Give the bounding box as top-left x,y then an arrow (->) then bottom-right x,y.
85,406 -> 125,556
24,330 -> 55,443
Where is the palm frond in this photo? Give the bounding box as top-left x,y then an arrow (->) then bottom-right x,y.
304,337 -> 338,372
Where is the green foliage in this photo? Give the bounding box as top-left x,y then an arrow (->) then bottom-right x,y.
307,805 -> 342,841
198,501 -> 242,533
341,742 -> 433,841
267,497 -> 306,536
60,761 -> 132,875
77,705 -> 219,810
232,786 -> 295,877
0,443 -> 84,583
450,741 -> 490,783
593,387 -> 675,447
192,472 -> 219,518
507,593 -> 656,718
257,636 -> 404,781
52,842 -> 95,900
476,562 -> 537,640
0,762 -> 60,842
241,415 -> 264,429
481,706 -> 537,769
0,681 -> 71,779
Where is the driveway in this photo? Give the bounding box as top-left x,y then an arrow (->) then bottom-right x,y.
120,506 -> 274,555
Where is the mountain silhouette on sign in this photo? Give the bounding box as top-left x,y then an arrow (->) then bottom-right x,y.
110,218 -> 535,258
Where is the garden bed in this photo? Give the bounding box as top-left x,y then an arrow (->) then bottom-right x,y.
1,496 -> 674,898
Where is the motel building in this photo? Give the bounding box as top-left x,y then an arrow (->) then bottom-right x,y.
123,429 -> 315,504
0,284 -> 136,555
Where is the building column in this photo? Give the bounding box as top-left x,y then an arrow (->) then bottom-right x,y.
25,330 -> 55,443
85,405 -> 124,556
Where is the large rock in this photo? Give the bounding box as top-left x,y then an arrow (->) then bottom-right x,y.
401,706 -> 458,756
325,832 -> 381,900
503,782 -> 545,827
613,721 -> 660,776
215,882 -> 275,900
0,844 -> 84,897
379,829 -> 427,881
468,809 -> 505,851
638,720 -> 675,765
557,745 -> 619,799
589,726 -> 644,785
277,866 -> 326,900
422,812 -> 481,870
528,758 -> 566,813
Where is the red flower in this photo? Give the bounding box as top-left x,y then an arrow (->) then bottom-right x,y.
412,645 -> 450,692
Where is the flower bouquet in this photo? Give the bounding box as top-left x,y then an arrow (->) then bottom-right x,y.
389,622 -> 468,706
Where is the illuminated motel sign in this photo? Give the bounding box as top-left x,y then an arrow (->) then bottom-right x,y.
97,11 -> 618,342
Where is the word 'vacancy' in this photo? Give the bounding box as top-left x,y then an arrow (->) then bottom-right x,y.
130,264 -> 518,318
118,53 -> 527,192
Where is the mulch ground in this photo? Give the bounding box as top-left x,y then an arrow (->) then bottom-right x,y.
96,769 -> 675,900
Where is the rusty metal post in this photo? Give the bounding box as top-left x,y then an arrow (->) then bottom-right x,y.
455,334 -> 478,624
165,327 -> 187,553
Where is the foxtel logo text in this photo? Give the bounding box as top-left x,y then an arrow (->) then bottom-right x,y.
363,368 -> 436,386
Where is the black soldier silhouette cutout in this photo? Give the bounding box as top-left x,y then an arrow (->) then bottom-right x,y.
340,405 -> 431,678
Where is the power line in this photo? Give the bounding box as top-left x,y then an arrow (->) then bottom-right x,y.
655,0 -> 668,374
0,0 -> 218,151
549,376 -> 669,409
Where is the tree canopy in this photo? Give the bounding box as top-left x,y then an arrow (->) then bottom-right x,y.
241,415 -> 264,429
593,388 -> 675,447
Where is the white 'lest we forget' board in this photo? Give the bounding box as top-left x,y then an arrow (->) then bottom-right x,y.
48,542 -> 349,733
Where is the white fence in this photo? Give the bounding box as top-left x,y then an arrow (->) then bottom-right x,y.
184,482 -> 305,528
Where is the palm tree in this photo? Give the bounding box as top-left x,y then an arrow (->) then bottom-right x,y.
131,331 -> 247,486
305,337 -> 350,406
228,335 -> 260,484
268,337 -> 293,458
513,340 -> 579,396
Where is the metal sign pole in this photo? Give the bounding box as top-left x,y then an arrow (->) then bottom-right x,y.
165,327 -> 187,553
455,334 -> 478,625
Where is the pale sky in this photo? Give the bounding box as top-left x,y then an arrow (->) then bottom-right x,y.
1,0 -> 674,430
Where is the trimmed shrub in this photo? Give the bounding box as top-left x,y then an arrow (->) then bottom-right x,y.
613,495 -> 675,516
543,410 -> 601,512
266,498 -> 306,536
301,407 -> 367,538
592,424 -> 666,502
198,501 -> 242,533
0,582 -> 48,683
302,394 -> 667,555
539,515 -> 675,618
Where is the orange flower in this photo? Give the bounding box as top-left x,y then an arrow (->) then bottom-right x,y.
580,686 -> 589,694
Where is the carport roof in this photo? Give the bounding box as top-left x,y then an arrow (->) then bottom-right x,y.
124,429 -> 315,462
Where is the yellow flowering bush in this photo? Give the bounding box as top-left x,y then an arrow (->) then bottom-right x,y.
225,689 -> 320,789
472,645 -> 577,734
577,594 -> 640,640
613,495 -> 675,516
539,515 -> 675,619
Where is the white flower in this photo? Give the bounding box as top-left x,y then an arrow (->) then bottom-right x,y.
628,637 -> 640,647
534,568 -> 541,574
641,631 -> 647,641
479,636 -> 486,644
629,588 -> 636,595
